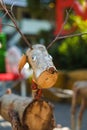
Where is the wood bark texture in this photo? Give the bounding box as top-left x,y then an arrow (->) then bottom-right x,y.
18,44 -> 58,89
0,93 -> 56,130
26,44 -> 58,88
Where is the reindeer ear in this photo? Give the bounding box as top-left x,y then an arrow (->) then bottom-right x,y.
18,54 -> 27,73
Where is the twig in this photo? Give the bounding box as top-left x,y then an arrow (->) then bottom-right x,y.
47,3 -> 87,49
2,23 -> 15,28
47,32 -> 87,49
0,0 -> 32,49
10,1 -> 17,21
54,32 -> 87,40
47,10 -> 69,49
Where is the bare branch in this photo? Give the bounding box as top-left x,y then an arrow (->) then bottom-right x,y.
10,1 -> 17,21
55,32 -> 87,40
47,10 -> 69,49
0,12 -> 7,19
2,23 -> 15,28
0,0 -> 32,49
47,3 -> 80,49
47,31 -> 87,49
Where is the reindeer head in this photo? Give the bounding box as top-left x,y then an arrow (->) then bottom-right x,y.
18,44 -> 58,89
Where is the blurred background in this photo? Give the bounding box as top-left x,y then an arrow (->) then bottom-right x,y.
1,0 -> 87,130
0,0 -> 87,100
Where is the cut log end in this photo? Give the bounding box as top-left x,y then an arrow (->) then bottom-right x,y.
23,100 -> 56,130
37,71 -> 58,89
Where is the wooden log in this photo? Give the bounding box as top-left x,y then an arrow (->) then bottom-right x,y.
18,44 -> 58,89
0,93 -> 56,130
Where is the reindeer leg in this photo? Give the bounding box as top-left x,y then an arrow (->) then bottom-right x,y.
71,89 -> 77,130
76,98 -> 86,130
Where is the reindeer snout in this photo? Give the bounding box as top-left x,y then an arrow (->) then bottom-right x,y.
47,67 -> 57,74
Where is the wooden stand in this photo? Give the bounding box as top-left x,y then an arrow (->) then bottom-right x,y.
0,93 -> 56,130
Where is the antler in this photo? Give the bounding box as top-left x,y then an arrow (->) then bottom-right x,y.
47,32 -> 87,49
47,8 -> 87,49
47,10 -> 69,49
0,0 -> 32,49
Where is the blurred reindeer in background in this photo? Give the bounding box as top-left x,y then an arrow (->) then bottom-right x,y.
71,81 -> 87,130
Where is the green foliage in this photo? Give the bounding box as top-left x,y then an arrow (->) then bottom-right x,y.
71,16 -> 87,32
58,37 -> 87,70
0,33 -> 6,73
57,16 -> 87,70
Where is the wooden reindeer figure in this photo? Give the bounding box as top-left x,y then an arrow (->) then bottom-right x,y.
71,81 -> 87,130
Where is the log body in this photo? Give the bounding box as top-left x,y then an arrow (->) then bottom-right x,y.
0,94 -> 32,123
0,93 -> 56,130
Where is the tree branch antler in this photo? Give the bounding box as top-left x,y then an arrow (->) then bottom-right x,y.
47,10 -> 69,49
47,6 -> 87,49
0,0 -> 32,49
